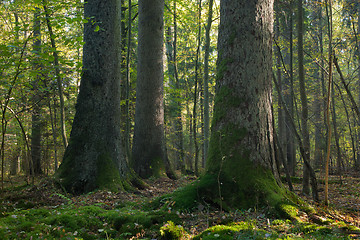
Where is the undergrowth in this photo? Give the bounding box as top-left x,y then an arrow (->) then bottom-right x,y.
0,177 -> 359,239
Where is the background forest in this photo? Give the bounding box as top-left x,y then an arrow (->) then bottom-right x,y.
0,0 -> 360,239
1,0 -> 360,188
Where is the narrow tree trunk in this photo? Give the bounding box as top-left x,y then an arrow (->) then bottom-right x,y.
336,83 -> 357,170
10,147 -> 20,176
165,2 -> 185,173
203,0 -> 213,167
314,2 -> 324,170
273,74 -> 320,201
324,0 -> 333,206
331,83 -> 342,181
193,0 -> 202,177
275,11 -> 286,173
31,7 -> 43,176
173,35 -> 185,173
43,1 -> 68,149
297,0 -> 311,195
285,8 -> 296,176
357,2 -> 360,171
124,0 -> 132,160
48,99 -> 58,171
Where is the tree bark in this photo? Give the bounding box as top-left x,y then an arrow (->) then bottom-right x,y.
165,2 -> 185,173
331,83 -> 342,179
203,0 -> 213,167
297,0 -> 311,195
43,0 -> 68,149
30,7 -> 43,176
132,0 -> 175,179
56,0 -> 134,194
285,7 -> 296,176
274,9 -> 286,176
124,0 -> 132,161
314,3 -> 324,170
191,0 -> 285,209
193,0 -> 202,177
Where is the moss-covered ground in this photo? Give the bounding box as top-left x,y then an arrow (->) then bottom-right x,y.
0,173 -> 359,239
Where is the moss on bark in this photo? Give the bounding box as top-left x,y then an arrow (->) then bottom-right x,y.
56,138 -> 141,194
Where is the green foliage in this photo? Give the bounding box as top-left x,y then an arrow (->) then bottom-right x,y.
160,221 -> 187,240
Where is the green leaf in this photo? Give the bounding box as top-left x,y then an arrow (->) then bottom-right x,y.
94,25 -> 100,32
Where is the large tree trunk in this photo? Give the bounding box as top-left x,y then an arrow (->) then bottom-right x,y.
187,0 -> 285,209
56,0 -> 133,194
132,0 -> 174,179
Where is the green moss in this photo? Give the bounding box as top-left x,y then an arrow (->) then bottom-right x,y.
206,123 -> 285,209
334,221 -> 360,232
154,120 -> 289,211
104,208 -> 181,237
160,221 -> 187,240
15,199 -> 35,209
276,203 -> 299,221
292,223 -> 333,235
57,140 -> 136,194
212,86 -> 244,124
194,222 -> 266,240
96,152 -> 124,192
216,58 -> 233,83
149,156 -> 167,179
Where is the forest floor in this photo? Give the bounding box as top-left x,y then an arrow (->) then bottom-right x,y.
0,172 -> 359,239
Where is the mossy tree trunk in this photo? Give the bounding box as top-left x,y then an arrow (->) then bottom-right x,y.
56,0 -> 132,194
200,0 -> 284,209
132,0 -> 175,179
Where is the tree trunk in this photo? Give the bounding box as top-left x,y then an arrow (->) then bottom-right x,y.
331,83 -> 342,179
285,8 -> 296,176
188,0 -> 285,209
56,0 -> 134,194
274,9 -> 286,174
132,0 -> 175,179
165,2 -> 185,173
203,0 -> 213,167
336,83 -> 357,170
48,99 -> 58,171
297,0 -> 311,195
314,3 -> 324,170
356,2 -> 360,170
193,0 -> 202,177
43,0 -> 68,149
31,7 -> 43,176
124,0 -> 132,161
